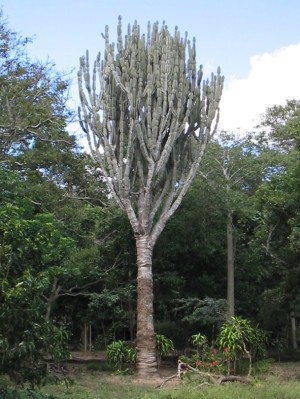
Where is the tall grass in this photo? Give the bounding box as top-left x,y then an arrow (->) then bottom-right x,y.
142,382 -> 300,399
40,378 -> 300,399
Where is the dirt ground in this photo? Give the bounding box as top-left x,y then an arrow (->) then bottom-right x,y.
67,351 -> 179,386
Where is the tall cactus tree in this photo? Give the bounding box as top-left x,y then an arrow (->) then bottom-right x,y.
78,18 -> 223,378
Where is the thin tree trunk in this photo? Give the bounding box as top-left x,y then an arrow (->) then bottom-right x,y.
45,277 -> 60,321
291,313 -> 298,350
135,234 -> 158,378
227,211 -> 235,318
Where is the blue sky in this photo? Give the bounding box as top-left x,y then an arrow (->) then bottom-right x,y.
1,0 -> 300,133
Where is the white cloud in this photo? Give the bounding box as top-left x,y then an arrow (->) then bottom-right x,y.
219,43 -> 300,133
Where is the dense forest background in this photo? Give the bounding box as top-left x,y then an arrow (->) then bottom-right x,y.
0,12 -> 299,381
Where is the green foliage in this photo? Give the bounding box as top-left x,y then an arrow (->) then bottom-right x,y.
180,320 -> 269,376
153,176 -> 228,335
247,102 -> 300,337
0,374 -> 10,392
155,321 -> 187,350
182,333 -> 227,374
259,99 -> 300,150
106,341 -> 136,372
0,204 -> 75,278
189,333 -> 207,354
0,388 -> 56,399
217,317 -> 259,358
0,9 -> 73,166
0,202 -> 72,387
155,334 -> 174,367
1,4 -> 300,378
88,284 -> 135,346
155,334 -> 174,356
216,317 -> 268,375
175,297 -> 227,327
0,287 -> 70,386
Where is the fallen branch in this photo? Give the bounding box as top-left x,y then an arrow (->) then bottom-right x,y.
155,373 -> 179,388
155,361 -> 253,389
178,361 -> 219,384
217,375 -> 252,384
176,361 -> 253,385
199,381 -> 214,387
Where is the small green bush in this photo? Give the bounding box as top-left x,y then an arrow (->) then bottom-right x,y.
106,340 -> 136,372
155,334 -> 174,357
217,316 -> 269,375
155,334 -> 174,367
180,333 -> 227,375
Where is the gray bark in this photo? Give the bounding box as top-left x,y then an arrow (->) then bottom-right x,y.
291,314 -> 298,350
135,234 -> 157,376
227,211 -> 235,318
45,277 -> 60,321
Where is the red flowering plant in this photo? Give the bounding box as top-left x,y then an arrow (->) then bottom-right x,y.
198,347 -> 227,374
184,333 -> 227,375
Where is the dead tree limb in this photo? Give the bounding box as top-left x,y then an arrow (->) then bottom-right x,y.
175,361 -> 252,386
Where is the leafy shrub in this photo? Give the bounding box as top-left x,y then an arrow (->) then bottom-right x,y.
106,340 -> 136,372
155,334 -> 174,356
0,206 -> 72,388
0,318 -> 70,388
189,333 -> 208,355
181,332 -> 227,375
155,334 -> 174,366
180,321 -> 269,377
216,316 -> 269,375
